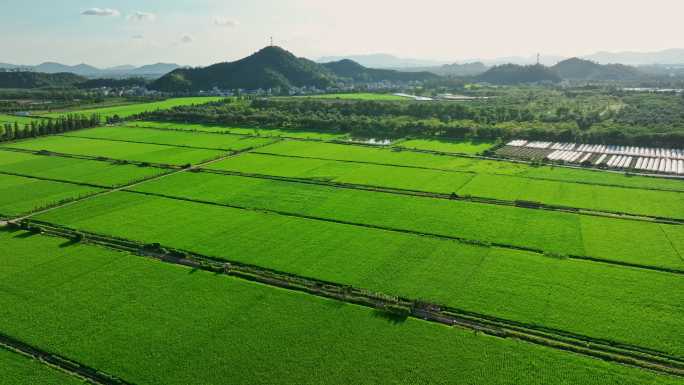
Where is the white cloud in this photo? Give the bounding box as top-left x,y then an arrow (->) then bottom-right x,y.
81,8 -> 120,17
128,11 -> 156,22
213,17 -> 239,27
180,35 -> 193,44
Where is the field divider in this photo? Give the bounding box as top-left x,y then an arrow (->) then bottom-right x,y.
0,147 -> 179,170
0,170 -> 112,189
0,332 -> 133,385
56,133 -> 275,152
198,168 -> 684,226
123,122 -> 334,142
250,151 -> 684,194
10,221 -> 684,377
117,185 -> 684,275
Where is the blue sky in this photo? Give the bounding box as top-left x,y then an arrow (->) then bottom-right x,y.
1,0 -> 683,67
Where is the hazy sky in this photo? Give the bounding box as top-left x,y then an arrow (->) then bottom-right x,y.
1,0 -> 683,67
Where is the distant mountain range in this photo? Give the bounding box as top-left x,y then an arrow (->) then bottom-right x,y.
399,62 -> 489,77
0,62 -> 181,78
151,46 -> 438,92
318,48 -> 684,71
0,71 -> 86,89
583,49 -> 684,65
475,58 -> 648,84
551,58 -> 643,81
317,54 -> 448,69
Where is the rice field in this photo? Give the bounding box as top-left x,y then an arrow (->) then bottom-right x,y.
396,138 -> 496,155
0,150 -> 166,186
0,348 -> 85,385
63,126 -> 276,151
43,97 -> 223,119
255,140 -> 684,191
0,173 -> 101,218
0,113 -> 47,126
128,121 -> 349,140
2,136 -> 226,165
209,153 -> 684,220
33,191 -> 684,356
4,116 -> 684,382
277,139 -> 684,191
129,171 -> 684,270
0,231 -> 678,385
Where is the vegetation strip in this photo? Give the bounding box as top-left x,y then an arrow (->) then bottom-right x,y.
0,332 -> 132,385
125,123 -> 331,142
58,133 -> 264,152
250,151 -> 684,194
199,168 -> 684,225
0,170 -> 110,189
119,187 -> 684,275
0,146 -> 179,170
13,220 -> 684,377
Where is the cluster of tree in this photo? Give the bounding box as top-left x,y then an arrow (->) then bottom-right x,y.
135,95 -> 684,146
1,114 -> 101,141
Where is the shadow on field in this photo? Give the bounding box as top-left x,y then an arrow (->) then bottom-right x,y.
372,309 -> 408,325
58,238 -> 79,248
2,227 -> 36,239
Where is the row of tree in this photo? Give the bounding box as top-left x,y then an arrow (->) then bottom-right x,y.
1,114 -> 101,141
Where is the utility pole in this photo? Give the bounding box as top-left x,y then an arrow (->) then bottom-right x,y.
270,36 -> 274,47
537,53 -> 540,65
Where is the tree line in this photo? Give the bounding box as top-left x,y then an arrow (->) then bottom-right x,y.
1,114 -> 101,141
136,96 -> 684,147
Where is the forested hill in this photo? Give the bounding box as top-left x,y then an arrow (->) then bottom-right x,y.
0,71 -> 86,89
321,59 -> 438,82
151,46 -> 335,92
477,64 -> 561,85
552,58 -> 643,80
150,46 -> 440,92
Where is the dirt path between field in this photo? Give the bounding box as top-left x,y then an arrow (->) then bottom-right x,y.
0,332 -> 131,385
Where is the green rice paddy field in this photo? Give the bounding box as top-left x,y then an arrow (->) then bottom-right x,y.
211,152 -> 684,219
128,121 -> 350,140
0,348 -> 85,385
43,97 -> 223,119
0,114 -> 47,126
130,171 -> 684,270
255,140 -> 684,191
3,117 -> 684,383
64,126 -> 276,151
2,135 -> 226,165
33,191 -> 684,356
0,231 -> 679,385
396,138 -> 496,155
0,150 -> 166,186
0,173 -> 101,218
